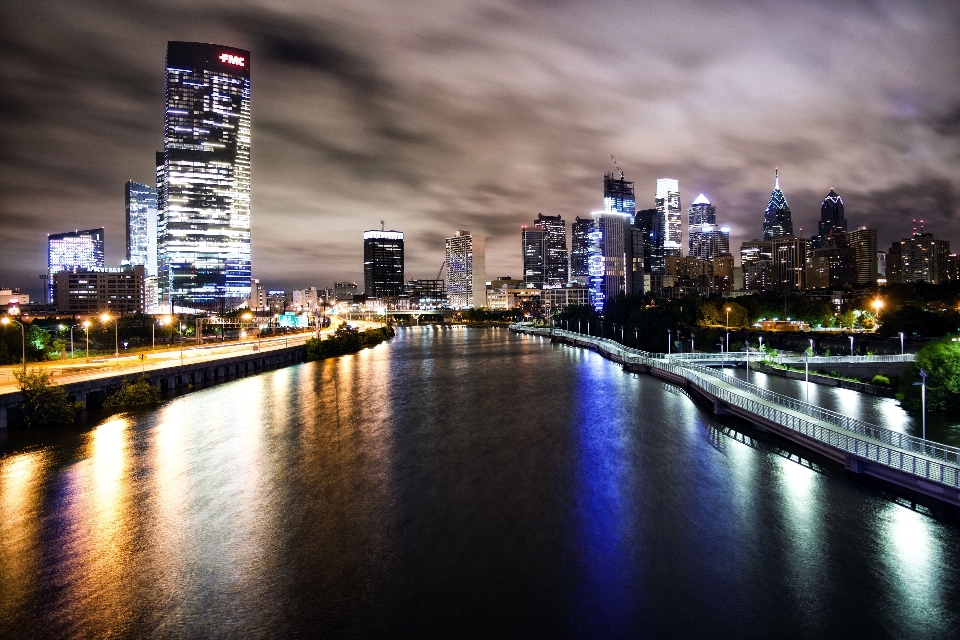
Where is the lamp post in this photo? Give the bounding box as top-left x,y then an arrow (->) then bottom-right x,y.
725,306 -> 731,328
635,328 -> 639,350
83,320 -> 91,359
899,331 -> 904,355
745,340 -> 750,380
668,329 -> 672,355
100,313 -> 118,360
726,331 -> 730,354
690,335 -> 694,353
718,341 -> 724,369
872,298 -> 883,324
849,335 -> 854,357
179,321 -> 185,366
1,317 -> 25,370
914,369 -> 927,441
69,323 -> 80,358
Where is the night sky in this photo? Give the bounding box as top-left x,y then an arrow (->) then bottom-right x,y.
2,0 -> 959,297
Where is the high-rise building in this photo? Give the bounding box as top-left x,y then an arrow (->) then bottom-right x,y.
762,169 -> 793,241
363,229 -> 405,298
740,239 -> 775,292
877,252 -> 887,279
125,181 -> 158,276
848,226 -> 878,285
334,282 -> 358,301
445,230 -> 486,308
47,228 -> 105,303
604,172 -> 636,220
249,278 -> 265,310
266,290 -> 287,313
687,194 -> 729,260
587,212 -> 629,312
892,233 -> 951,284
656,178 -> 682,260
811,189 -> 846,249
157,41 -> 251,311
771,237 -> 808,292
570,216 -> 592,285
537,214 -> 568,286
629,208 -> 656,293
521,226 -> 546,286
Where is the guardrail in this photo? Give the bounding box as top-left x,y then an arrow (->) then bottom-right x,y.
512,325 -> 960,489
774,354 -> 915,364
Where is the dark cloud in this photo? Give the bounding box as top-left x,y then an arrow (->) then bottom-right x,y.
2,0 -> 960,297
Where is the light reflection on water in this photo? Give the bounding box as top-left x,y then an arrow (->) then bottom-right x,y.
0,328 -> 958,637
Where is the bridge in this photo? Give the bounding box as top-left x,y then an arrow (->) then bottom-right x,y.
512,325 -> 959,508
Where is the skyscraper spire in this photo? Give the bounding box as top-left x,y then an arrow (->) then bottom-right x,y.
775,167 -> 779,190
762,169 -> 793,241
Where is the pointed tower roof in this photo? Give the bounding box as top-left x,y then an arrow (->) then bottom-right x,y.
767,169 -> 789,212
691,193 -> 711,205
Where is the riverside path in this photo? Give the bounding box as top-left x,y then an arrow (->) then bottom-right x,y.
512,325 -> 960,509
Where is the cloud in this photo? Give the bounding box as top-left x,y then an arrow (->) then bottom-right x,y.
2,0 -> 960,297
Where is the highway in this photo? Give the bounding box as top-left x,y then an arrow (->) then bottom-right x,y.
0,317 -> 382,393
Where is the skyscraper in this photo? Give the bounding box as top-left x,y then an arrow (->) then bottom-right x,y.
587,212 -> 629,313
521,226 -> 546,285
772,236 -> 807,292
570,216 -> 592,285
848,226 -> 878,285
686,193 -> 730,260
445,230 -> 486,308
656,179 -> 682,260
125,181 -> 158,276
762,169 -> 793,240
812,188 -> 846,248
363,229 -> 405,298
157,41 -> 251,311
47,228 -> 105,302
603,172 -> 636,220
536,214 -> 568,286
630,208 -> 656,291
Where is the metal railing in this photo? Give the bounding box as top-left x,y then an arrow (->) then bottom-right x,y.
511,325 -> 960,488
774,354 -> 915,365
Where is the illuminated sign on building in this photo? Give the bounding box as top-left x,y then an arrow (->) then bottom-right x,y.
219,53 -> 245,67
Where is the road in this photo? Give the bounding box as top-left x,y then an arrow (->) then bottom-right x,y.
0,317 -> 383,393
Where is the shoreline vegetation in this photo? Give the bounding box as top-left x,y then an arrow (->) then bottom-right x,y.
305,325 -> 395,361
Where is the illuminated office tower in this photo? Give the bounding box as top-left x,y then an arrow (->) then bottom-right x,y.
522,214 -> 567,287
656,178 -> 682,260
811,188 -> 846,249
687,193 -> 730,260
157,41 -> 251,311
363,228 -> 404,298
125,181 -> 158,275
445,230 -> 486,308
47,228 -> 105,302
570,216 -> 592,285
604,171 -> 636,221
587,212 -> 630,313
762,169 -> 793,241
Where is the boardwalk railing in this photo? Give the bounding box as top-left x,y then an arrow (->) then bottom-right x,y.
511,324 -> 960,489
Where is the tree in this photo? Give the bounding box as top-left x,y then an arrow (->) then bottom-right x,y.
104,378 -> 160,410
13,368 -> 82,428
899,337 -> 960,412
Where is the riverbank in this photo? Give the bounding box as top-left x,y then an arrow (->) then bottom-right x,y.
753,362 -> 896,397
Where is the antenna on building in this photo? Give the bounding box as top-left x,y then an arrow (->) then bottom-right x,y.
610,155 -> 624,180
920,219 -> 924,234
912,219 -> 917,236
381,220 -> 385,231
775,167 -> 780,190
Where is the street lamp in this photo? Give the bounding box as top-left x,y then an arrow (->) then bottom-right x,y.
179,321 -> 185,366
69,323 -> 83,358
1,316 -> 25,370
744,340 -> 750,379
872,298 -> 883,323
100,313 -> 118,360
899,331 -> 905,355
668,329 -> 672,355
913,369 -> 928,441
725,306 -> 731,328
849,335 -> 854,357
82,320 -> 91,359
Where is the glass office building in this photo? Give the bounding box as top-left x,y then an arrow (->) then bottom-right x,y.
47,228 -> 105,302
157,41 -> 251,311
125,181 -> 158,276
656,178 -> 682,261
363,230 -> 405,298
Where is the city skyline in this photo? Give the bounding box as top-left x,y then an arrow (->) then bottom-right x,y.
2,0 -> 960,297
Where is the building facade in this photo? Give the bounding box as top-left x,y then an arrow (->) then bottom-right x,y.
125,181 -> 158,276
655,178 -> 682,262
363,230 -> 405,298
892,233 -> 952,284
48,228 -> 105,303
157,41 -> 252,311
334,282 -> 358,302
740,239 -> 775,292
587,212 -> 629,313
570,216 -> 592,285
53,265 -> 145,315
771,236 -> 808,292
521,226 -> 546,286
762,169 -> 793,241
848,226 -> 878,285
445,230 -> 487,308
811,188 -> 846,249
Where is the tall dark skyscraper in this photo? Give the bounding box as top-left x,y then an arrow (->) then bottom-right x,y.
521,226 -> 546,285
157,41 -> 251,311
762,169 -> 793,241
570,216 -> 592,285
363,229 -> 404,298
687,193 -> 730,260
522,214 -> 568,287
811,188 -> 847,248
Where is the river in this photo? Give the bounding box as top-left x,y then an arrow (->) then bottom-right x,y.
1,326 -> 958,638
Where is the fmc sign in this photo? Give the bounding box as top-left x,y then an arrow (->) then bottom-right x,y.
219,53 -> 245,67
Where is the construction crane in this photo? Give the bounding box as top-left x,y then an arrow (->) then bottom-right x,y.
436,259 -> 446,281
610,155 -> 624,179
